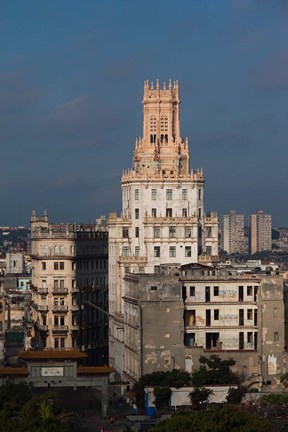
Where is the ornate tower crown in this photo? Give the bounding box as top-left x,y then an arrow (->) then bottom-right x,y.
134,80 -> 189,177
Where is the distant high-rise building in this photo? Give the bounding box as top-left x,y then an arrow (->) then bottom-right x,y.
249,210 -> 272,254
221,210 -> 244,254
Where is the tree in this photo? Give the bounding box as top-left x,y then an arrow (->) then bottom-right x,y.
226,386 -> 245,404
189,386 -> 213,410
191,355 -> 239,386
132,370 -> 192,413
38,399 -> 77,432
150,405 -> 271,432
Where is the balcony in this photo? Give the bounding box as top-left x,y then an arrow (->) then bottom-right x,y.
72,287 -> 79,293
71,304 -> 79,312
37,324 -> 48,332
52,287 -> 68,295
52,325 -> 68,333
52,305 -> 68,313
37,305 -> 48,313
38,288 -> 48,295
71,325 -> 79,331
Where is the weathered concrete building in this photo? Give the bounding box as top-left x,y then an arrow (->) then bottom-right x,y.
221,210 -> 245,254
108,80 -> 218,381
29,211 -> 108,365
122,264 -> 286,391
249,210 -> 272,254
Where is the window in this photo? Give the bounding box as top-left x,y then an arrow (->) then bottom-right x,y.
122,228 -> 129,238
190,286 -> 195,296
206,227 -> 212,237
135,209 -> 139,219
247,332 -> 253,343
135,227 -> 139,238
54,262 -> 58,270
54,338 -> 59,349
151,189 -> 157,200
247,286 -> 253,296
169,226 -> 176,238
274,332 -> 279,342
182,189 -> 187,200
169,246 -> 176,257
152,208 -> 157,217
154,227 -> 160,238
60,338 -> 65,348
214,286 -> 219,296
182,208 -> 187,217
154,265 -> 160,274
54,280 -> 59,289
206,246 -> 212,255
185,246 -> 191,257
166,208 -> 172,217
60,262 -> 64,270
185,227 -> 192,238
54,316 -> 59,325
135,246 -> 140,256
198,189 -> 202,200
124,266 -> 130,274
122,246 -> 129,256
72,262 -> 76,270
139,267 -> 144,273
42,280 -> 47,288
166,189 -> 173,200
60,316 -> 65,325
214,309 -> 219,320
154,246 -> 160,257
135,189 -> 139,200
151,286 -> 157,291
247,309 -> 253,320
42,262 -> 46,270
198,208 -> 202,219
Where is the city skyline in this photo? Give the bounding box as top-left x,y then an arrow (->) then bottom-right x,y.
1,1 -> 288,226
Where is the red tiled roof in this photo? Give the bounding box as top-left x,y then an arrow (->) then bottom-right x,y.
77,366 -> 114,375
0,368 -> 28,376
19,349 -> 87,361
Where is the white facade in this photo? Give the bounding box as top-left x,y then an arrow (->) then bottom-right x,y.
108,81 -> 218,379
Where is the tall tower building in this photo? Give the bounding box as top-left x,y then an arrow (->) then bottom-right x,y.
249,210 -> 272,254
221,210 -> 244,254
108,80 -> 218,379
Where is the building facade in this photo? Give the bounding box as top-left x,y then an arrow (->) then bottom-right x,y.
108,80 -> 218,380
29,212 -> 108,365
249,210 -> 272,254
123,264 -> 286,391
221,210 -> 245,254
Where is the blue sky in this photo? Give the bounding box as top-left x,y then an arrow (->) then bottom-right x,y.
1,0 -> 288,226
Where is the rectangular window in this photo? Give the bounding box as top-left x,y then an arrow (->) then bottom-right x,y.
154,227 -> 160,238
122,228 -> 129,238
54,280 -> 59,289
198,208 -> 202,219
124,266 -> 130,274
214,286 -> 219,296
198,189 -> 202,200
247,286 -> 253,296
54,338 -> 59,349
182,189 -> 187,200
206,246 -> 212,255
247,332 -> 253,343
122,246 -> 129,257
42,280 -> 47,288
169,246 -> 176,257
190,286 -> 195,296
206,227 -> 212,237
154,265 -> 160,274
135,227 -> 139,238
151,189 -> 157,200
182,208 -> 187,217
166,189 -> 173,200
54,262 -> 59,270
152,208 -> 157,217
135,246 -> 140,256
42,262 -> 46,270
185,246 -> 191,257
214,309 -> 219,320
135,209 -> 139,219
151,286 -> 157,291
139,267 -> 144,273
60,262 -> 64,270
169,226 -> 176,238
154,246 -> 160,258
166,208 -> 172,217
60,316 -> 65,325
135,189 -> 139,200
60,338 -> 65,348
247,309 -> 253,320
54,316 -> 59,326
185,227 -> 192,238
274,332 -> 279,342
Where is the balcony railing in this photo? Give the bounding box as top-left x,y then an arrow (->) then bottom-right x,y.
38,288 -> 48,295
37,305 -> 48,312
71,304 -> 79,311
52,287 -> 68,295
52,325 -> 68,333
37,324 -> 48,332
52,305 -> 68,313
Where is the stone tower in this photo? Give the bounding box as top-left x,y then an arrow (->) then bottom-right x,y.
108,81 -> 218,380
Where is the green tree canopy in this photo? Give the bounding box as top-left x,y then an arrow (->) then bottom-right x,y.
192,355 -> 239,386
150,405 -> 271,432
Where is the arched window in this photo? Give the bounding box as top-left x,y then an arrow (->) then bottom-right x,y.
43,245 -> 49,256
54,245 -> 60,255
160,115 -> 168,133
149,115 -> 156,133
59,245 -> 64,256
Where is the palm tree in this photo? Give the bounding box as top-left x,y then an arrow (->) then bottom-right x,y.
39,400 -> 77,432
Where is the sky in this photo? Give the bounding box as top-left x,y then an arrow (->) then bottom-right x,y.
1,0 -> 288,227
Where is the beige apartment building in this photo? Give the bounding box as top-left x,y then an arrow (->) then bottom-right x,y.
123,264 -> 286,391
29,211 -> 108,365
221,210 -> 244,254
249,210 -> 272,254
108,80 -> 218,381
